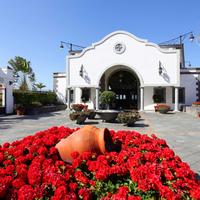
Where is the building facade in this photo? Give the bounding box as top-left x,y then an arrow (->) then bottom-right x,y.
53,31 -> 200,111
0,66 -> 14,114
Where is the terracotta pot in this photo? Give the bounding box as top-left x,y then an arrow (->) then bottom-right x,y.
16,108 -> 25,115
55,125 -> 118,163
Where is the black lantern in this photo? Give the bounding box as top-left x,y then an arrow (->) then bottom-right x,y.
189,32 -> 195,42
79,65 -> 84,77
159,61 -> 163,75
159,66 -> 163,75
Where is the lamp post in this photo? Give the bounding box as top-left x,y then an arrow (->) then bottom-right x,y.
159,31 -> 195,45
159,31 -> 195,68
59,41 -> 85,53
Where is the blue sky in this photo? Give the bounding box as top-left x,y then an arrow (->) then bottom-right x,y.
0,0 -> 200,89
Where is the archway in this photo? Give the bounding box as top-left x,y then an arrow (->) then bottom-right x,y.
99,68 -> 140,110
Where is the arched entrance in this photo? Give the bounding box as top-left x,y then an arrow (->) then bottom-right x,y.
100,68 -> 140,110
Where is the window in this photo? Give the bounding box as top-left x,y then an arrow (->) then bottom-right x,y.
172,87 -> 185,104
153,87 -> 166,103
70,90 -> 74,103
81,88 -> 91,103
66,89 -> 74,103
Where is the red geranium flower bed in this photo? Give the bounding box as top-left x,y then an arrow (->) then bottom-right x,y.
0,126 -> 200,200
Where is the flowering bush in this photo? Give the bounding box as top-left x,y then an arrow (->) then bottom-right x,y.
71,104 -> 87,112
117,111 -> 140,126
192,102 -> 200,106
154,104 -> 170,113
0,126 -> 200,199
70,104 -> 89,124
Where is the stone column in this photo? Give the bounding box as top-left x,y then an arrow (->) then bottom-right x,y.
1,87 -> 5,107
174,87 -> 179,112
140,87 -> 144,111
95,87 -> 99,110
5,84 -> 14,114
67,88 -> 71,110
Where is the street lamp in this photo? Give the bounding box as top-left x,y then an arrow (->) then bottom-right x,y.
159,31 -> 195,45
159,31 -> 195,68
59,41 -> 85,53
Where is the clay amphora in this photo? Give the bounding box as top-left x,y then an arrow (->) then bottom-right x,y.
55,125 -> 117,163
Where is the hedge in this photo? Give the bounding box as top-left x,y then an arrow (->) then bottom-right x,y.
13,91 -> 57,106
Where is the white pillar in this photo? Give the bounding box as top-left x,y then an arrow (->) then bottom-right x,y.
67,88 -> 70,110
174,87 -> 179,112
5,85 -> 14,114
140,87 -> 144,111
95,87 -> 99,110
1,87 -> 5,107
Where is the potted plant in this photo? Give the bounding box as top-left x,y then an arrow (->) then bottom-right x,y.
85,109 -> 96,119
192,102 -> 200,107
15,104 -> 26,115
69,104 -> 88,124
76,112 -> 88,124
97,91 -> 119,122
155,104 -> 170,114
71,104 -> 86,112
99,91 -> 116,110
117,111 -> 140,126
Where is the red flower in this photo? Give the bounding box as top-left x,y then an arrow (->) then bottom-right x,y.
51,186 -> 68,200
0,152 -> 4,164
69,182 -> 78,192
12,178 -> 26,189
0,126 -> 199,199
75,171 -> 89,184
78,187 -> 92,200
71,151 -> 80,159
18,185 -> 35,200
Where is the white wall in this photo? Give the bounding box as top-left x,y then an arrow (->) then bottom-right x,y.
181,74 -> 197,105
53,73 -> 67,104
0,67 -> 14,114
69,31 -> 180,88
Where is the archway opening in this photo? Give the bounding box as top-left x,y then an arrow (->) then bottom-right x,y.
100,68 -> 140,110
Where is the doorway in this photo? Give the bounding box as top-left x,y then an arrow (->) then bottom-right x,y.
108,70 -> 139,109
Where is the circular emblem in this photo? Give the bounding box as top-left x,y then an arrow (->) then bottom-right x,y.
114,42 -> 126,54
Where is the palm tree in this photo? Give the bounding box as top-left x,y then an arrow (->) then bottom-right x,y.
34,82 -> 46,92
8,56 -> 35,90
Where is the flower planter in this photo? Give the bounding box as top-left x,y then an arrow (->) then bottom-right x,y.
155,104 -> 170,114
86,109 -> 96,119
16,107 -> 26,115
76,114 -> 87,124
1,126 -> 200,199
158,110 -> 168,114
117,111 -> 140,126
96,110 -> 119,122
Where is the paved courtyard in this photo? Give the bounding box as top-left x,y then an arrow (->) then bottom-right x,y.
0,110 -> 200,175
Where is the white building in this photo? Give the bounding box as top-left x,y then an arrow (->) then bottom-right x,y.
0,66 -> 14,114
53,31 -> 200,111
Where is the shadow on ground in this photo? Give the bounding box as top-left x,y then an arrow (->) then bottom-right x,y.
0,112 -> 63,130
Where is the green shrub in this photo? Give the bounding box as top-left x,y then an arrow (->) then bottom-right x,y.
13,91 -> 57,107
100,91 -> 116,109
117,111 -> 140,126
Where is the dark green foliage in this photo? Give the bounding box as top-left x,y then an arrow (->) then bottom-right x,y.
117,111 -> 140,126
13,91 -> 57,107
100,91 -> 116,109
